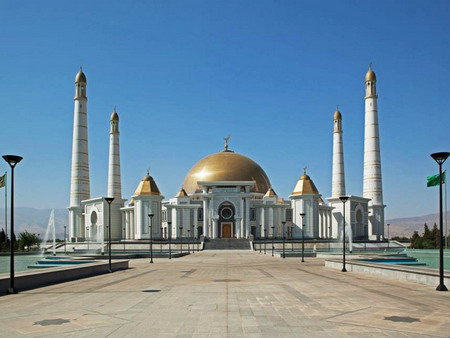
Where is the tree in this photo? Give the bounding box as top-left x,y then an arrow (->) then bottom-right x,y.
17,231 -> 41,251
0,228 -> 9,252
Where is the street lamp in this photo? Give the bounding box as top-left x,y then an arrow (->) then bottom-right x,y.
259,224 -> 262,252
387,223 -> 390,249
291,225 -> 294,252
179,226 -> 183,255
300,213 -> 306,263
271,225 -> 275,257
187,229 -> 191,253
264,228 -> 267,254
282,221 -> 286,259
3,154 -> 23,294
168,221 -> 172,259
123,226 -> 126,252
431,151 -> 450,291
104,197 -> 115,273
160,226 -> 163,253
339,196 -> 349,272
148,214 -> 154,263
64,225 -> 67,255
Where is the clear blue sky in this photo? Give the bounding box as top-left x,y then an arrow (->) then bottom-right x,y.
1,0 -> 449,219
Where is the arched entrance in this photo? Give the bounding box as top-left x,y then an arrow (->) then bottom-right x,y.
218,203 -> 235,238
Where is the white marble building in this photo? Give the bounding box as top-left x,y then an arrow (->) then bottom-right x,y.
67,66 -> 385,243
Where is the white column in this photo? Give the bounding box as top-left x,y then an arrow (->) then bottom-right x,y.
213,219 -> 219,239
203,199 -> 209,238
245,198 -> 250,238
107,110 -> 122,199
194,208 -> 199,238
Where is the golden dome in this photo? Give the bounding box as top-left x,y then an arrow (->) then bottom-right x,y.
365,66 -> 376,82
134,174 -> 161,196
110,111 -> 119,121
291,174 -> 319,195
264,187 -> 277,197
75,68 -> 87,83
333,108 -> 342,120
175,187 -> 188,197
183,151 -> 271,194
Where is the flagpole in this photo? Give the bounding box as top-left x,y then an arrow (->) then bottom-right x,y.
445,170 -> 448,250
4,171 -> 7,237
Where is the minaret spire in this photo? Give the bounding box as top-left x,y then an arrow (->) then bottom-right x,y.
107,108 -> 122,199
363,65 -> 385,239
68,68 -> 90,239
331,106 -> 345,197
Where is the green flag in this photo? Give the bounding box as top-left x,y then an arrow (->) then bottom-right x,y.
0,173 -> 5,188
427,172 -> 446,187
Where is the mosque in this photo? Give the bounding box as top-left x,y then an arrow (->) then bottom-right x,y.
68,67 -> 385,244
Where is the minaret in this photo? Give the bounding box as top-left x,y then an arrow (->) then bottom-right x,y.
363,65 -> 385,239
107,108 -> 122,199
68,68 -> 90,240
331,107 -> 345,197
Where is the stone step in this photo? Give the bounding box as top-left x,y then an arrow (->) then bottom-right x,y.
204,238 -> 251,250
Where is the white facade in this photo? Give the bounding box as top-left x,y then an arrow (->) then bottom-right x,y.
67,67 -> 387,243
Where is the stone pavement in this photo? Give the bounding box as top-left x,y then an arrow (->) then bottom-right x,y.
0,250 -> 449,337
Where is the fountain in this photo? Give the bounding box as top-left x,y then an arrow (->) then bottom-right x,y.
42,209 -> 56,256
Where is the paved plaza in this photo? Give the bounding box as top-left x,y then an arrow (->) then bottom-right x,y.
0,251 -> 449,337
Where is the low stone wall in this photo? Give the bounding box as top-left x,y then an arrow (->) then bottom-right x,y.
0,260 -> 129,295
325,259 -> 450,287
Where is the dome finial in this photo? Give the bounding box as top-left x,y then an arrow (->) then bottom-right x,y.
147,167 -> 150,176
223,135 -> 231,152
303,166 -> 307,175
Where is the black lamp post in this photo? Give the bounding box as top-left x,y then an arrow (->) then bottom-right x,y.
148,214 -> 154,263
387,223 -> 390,249
123,226 -> 126,252
328,225 -> 331,252
291,225 -> 294,252
168,221 -> 172,259
259,224 -> 262,252
104,197 -> 115,273
3,155 -> 22,294
431,151 -> 450,291
339,196 -> 349,272
64,225 -> 67,255
300,213 -> 305,263
160,226 -> 163,253
271,226 -> 275,256
87,225 -> 90,252
282,221 -> 286,259
179,226 -> 183,255
264,228 -> 267,254
187,229 -> 191,253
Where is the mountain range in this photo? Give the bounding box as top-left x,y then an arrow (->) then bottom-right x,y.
0,208 -> 448,240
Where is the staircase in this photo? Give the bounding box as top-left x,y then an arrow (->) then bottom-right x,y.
204,238 -> 251,250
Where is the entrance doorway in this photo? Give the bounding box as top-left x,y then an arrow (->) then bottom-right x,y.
221,222 -> 233,238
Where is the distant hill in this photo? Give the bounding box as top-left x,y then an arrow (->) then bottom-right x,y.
386,212 -> 450,238
0,207 -> 447,240
0,207 -> 68,239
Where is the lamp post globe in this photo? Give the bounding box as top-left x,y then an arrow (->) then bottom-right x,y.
148,214 -> 154,263
431,152 -> 450,291
104,197 -> 115,273
339,196 -> 349,272
3,155 -> 23,294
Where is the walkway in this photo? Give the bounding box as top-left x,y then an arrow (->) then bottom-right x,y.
0,251 -> 449,337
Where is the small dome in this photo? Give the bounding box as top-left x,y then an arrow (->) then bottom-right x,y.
134,174 -> 161,196
75,69 -> 87,84
110,111 -> 119,121
291,174 -> 319,195
175,187 -> 188,198
264,187 -> 277,197
333,108 -> 342,120
365,67 -> 376,82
